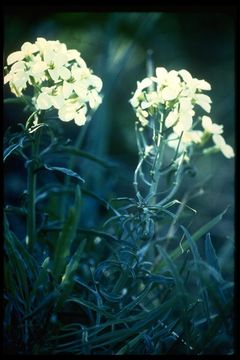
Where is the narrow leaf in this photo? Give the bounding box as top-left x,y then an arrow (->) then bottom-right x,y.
44,164 -> 85,183
204,233 -> 221,274
165,207 -> 229,266
116,331 -> 147,355
4,143 -> 22,162
23,291 -> 58,320
52,186 -> 82,281
180,225 -> 210,321
52,145 -> 117,169
55,239 -> 86,311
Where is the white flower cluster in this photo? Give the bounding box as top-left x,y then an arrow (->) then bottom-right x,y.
130,67 -> 234,159
4,38 -> 103,126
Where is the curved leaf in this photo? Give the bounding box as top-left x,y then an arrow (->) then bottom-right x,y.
52,145 -> 117,169
44,164 -> 85,183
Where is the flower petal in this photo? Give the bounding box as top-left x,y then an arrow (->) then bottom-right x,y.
165,109 -> 178,128
74,107 -> 87,126
59,66 -> 71,80
58,104 -> 76,122
178,69 -> 193,84
7,51 -> 24,65
195,94 -> 212,113
36,93 -> 52,110
161,86 -> 179,101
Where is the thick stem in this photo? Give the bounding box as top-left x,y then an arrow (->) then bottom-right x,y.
27,128 -> 40,252
60,123 -> 89,221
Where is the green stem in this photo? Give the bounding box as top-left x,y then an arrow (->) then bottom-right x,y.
60,123 -> 89,221
27,125 -> 41,252
147,112 -> 165,205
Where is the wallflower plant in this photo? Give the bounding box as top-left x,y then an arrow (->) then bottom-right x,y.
4,37 -> 102,126
4,40 -> 234,355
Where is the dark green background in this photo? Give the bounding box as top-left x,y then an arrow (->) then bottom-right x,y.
4,10 -> 235,278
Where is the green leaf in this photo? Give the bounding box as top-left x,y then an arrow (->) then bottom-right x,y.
180,225 -> 210,322
158,207 -> 229,269
44,164 -> 85,183
4,143 -> 22,162
147,273 -> 174,285
4,97 -> 28,105
52,145 -> 117,169
192,206 -> 229,243
204,233 -> 226,304
180,225 -> 201,262
4,205 -> 27,216
198,298 -> 233,352
4,260 -> 17,298
9,229 -> 39,280
5,236 -> 29,302
204,233 -> 221,275
117,283 -> 153,317
156,245 -> 191,348
52,186 -> 82,281
66,297 -> 112,318
30,257 -> 50,298
40,226 -> 136,249
82,188 -> 120,215
156,246 -> 187,302
116,330 -> 147,354
3,134 -> 28,162
23,291 -> 58,320
4,214 -> 32,302
55,239 -> 86,311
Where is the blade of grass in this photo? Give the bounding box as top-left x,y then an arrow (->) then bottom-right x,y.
155,207 -> 229,273
180,225 -> 210,323
55,239 -> 87,312
156,245 -> 192,351
52,186 -> 82,282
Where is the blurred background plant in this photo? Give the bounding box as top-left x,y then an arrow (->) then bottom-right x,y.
3,9 -> 235,355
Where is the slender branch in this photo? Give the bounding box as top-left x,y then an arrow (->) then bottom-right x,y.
155,152 -> 185,208
146,112 -> 165,205
133,157 -> 145,202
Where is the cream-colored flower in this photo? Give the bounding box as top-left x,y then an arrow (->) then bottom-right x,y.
167,130 -> 203,153
6,41 -> 38,65
136,107 -> 149,127
36,92 -> 53,110
201,115 -> 223,134
62,65 -> 102,107
130,77 -> 152,108
43,48 -> 71,82
36,86 -> 65,110
152,68 -> 181,101
177,97 -> 195,131
4,37 -> 103,126
58,99 -> 88,126
179,69 -> 211,93
212,134 -> 234,158
194,93 -> 212,113
4,61 -> 30,96
165,108 -> 179,128
131,67 -> 212,125
35,37 -> 65,55
166,98 -> 194,133
141,91 -> 161,109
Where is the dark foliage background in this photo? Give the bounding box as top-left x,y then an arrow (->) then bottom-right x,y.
4,9 -> 235,280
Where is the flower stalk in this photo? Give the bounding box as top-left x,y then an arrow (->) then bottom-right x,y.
26,124 -> 41,251
147,112 -> 165,205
